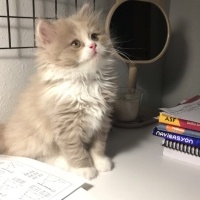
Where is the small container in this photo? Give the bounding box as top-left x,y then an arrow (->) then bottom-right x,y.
114,88 -> 143,122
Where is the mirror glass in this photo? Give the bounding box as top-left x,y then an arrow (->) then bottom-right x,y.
109,1 -> 169,61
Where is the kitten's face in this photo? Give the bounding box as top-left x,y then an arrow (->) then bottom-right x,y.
36,5 -> 112,68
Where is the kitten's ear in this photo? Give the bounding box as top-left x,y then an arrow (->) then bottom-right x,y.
78,3 -> 93,16
36,20 -> 56,48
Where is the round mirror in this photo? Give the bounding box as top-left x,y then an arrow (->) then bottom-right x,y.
106,0 -> 170,63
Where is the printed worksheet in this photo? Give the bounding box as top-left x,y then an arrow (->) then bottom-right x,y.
160,99 -> 200,123
0,155 -> 85,200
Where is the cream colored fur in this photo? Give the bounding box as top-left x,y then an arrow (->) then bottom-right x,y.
0,4 -> 117,179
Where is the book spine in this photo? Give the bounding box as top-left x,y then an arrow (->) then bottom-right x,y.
152,127 -> 200,147
157,124 -> 200,139
158,112 -> 200,131
162,139 -> 200,157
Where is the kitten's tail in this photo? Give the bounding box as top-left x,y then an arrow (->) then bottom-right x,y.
0,124 -> 5,153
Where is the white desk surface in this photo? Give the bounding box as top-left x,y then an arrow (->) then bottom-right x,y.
87,123 -> 200,200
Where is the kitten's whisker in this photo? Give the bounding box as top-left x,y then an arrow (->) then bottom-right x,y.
118,47 -> 145,50
110,33 -> 134,43
104,47 -> 143,61
115,47 -> 144,60
103,48 -> 131,64
110,37 -> 135,45
115,49 -> 132,62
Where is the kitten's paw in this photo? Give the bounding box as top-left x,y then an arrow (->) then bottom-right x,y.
94,156 -> 113,172
54,156 -> 70,171
44,156 -> 69,171
71,167 -> 98,180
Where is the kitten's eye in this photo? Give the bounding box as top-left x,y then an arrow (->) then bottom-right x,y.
91,33 -> 99,41
71,40 -> 81,48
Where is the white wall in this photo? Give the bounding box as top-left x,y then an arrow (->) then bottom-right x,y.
162,0 -> 200,107
0,0 -> 36,122
0,0 -> 73,122
0,49 -> 35,122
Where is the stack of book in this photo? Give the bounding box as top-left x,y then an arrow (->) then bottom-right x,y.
152,95 -> 200,166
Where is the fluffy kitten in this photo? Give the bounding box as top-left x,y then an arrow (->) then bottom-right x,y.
0,4 -> 117,179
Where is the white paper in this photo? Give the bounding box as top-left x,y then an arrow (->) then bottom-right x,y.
160,99 -> 200,123
0,155 -> 85,200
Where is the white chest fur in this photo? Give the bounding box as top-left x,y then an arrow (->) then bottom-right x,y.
40,59 -> 115,132
43,74 -> 107,132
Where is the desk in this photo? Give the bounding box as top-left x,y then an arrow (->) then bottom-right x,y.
88,124 -> 200,200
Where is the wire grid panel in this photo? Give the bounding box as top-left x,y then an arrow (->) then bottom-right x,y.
0,0 -> 96,50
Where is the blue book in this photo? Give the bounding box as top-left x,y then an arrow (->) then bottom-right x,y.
152,126 -> 200,148
157,124 -> 200,139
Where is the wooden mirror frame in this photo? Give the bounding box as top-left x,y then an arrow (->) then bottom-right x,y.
106,0 -> 170,89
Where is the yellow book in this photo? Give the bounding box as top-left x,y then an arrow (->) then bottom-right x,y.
158,112 -> 200,131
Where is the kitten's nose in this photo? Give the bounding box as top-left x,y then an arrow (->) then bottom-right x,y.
89,43 -> 97,50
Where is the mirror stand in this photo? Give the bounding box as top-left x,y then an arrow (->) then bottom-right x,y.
107,0 -> 170,128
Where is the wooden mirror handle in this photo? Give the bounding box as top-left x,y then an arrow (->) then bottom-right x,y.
128,63 -> 137,89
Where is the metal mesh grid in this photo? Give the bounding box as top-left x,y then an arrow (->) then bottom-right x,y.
0,0 -> 96,49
